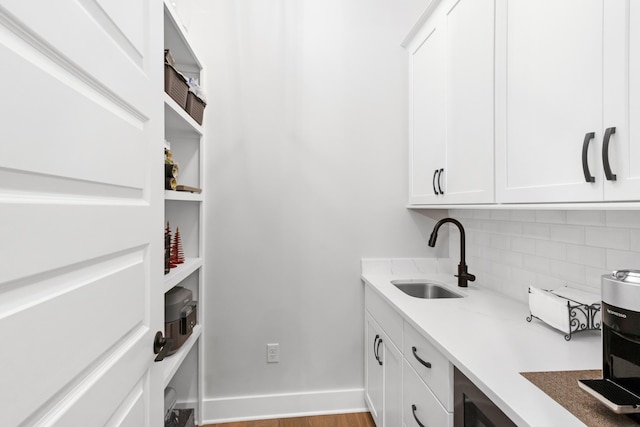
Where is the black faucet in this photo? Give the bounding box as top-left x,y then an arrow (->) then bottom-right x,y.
428,218 -> 475,287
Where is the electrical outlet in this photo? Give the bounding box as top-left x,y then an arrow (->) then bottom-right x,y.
267,343 -> 279,363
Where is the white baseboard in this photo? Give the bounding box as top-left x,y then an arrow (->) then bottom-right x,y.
200,388 -> 367,424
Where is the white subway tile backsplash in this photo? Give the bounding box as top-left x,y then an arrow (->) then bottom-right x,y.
522,223 -> 551,239
631,230 -> 640,253
450,209 -> 473,219
606,211 -> 640,229
535,273 -> 566,291
535,240 -> 566,261
414,258 -> 439,274
511,237 -> 537,255
490,235 -> 511,250
585,266 -> 610,290
550,260 -> 586,284
549,225 -> 585,244
606,249 -> 640,271
510,267 -> 537,289
474,210 -> 492,219
490,210 -> 511,221
585,227 -> 630,250
523,255 -> 551,273
497,221 -> 523,235
450,209 -> 639,303
566,244 -> 607,268
472,230 -> 491,247
481,221 -> 501,233
510,210 -> 536,222
567,211 -> 606,226
535,210 -> 567,224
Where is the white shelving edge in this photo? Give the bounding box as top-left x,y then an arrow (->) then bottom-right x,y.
163,0 -> 202,70
164,94 -> 203,135
164,257 -> 203,293
163,324 -> 202,388
165,190 -> 203,201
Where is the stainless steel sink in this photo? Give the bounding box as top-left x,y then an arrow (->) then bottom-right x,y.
391,280 -> 463,299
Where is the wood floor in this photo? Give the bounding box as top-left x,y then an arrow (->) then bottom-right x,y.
202,412 -> 375,427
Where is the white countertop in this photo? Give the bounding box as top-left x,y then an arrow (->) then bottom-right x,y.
362,271 -> 602,427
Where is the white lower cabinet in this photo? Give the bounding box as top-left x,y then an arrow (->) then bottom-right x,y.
403,360 -> 452,427
365,313 -> 403,427
365,286 -> 453,427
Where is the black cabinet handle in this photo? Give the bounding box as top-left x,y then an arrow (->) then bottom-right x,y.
412,404 -> 426,427
373,335 -> 380,363
376,337 -> 383,365
581,132 -> 596,183
603,126 -> 617,181
437,168 -> 444,194
412,346 -> 432,369
432,169 -> 439,195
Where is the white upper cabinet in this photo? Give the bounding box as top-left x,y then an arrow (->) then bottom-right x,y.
406,0 -> 495,205
496,0 -> 640,203
603,1 -> 640,200
408,12 -> 447,205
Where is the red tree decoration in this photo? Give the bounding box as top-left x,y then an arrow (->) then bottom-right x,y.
171,227 -> 185,265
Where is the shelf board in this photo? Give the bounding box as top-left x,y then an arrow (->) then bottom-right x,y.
165,190 -> 203,202
164,258 -> 203,293
163,324 -> 202,388
164,0 -> 202,74
164,94 -> 203,137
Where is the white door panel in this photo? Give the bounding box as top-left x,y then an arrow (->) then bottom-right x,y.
0,25 -> 147,189
0,0 -> 163,426
105,381 -> 146,427
0,1 -> 151,113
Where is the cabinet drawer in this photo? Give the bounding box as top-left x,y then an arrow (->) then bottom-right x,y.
403,360 -> 452,427
365,285 -> 403,348
404,321 -> 453,411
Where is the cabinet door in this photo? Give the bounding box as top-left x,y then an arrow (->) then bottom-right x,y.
403,361 -> 452,427
603,1 -> 640,200
365,314 -> 384,426
382,339 -> 403,427
443,0 -> 495,204
408,15 -> 447,204
496,0 -> 605,203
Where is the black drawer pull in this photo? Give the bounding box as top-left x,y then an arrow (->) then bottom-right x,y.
412,346 -> 431,369
376,337 -> 383,365
582,132 -> 596,183
412,404 -> 426,427
603,126 -> 617,181
432,169 -> 439,195
437,168 -> 444,194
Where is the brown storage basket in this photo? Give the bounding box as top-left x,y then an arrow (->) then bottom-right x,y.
186,91 -> 206,125
164,63 -> 188,109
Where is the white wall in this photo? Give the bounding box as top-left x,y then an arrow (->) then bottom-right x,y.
182,0 -> 442,421
448,209 -> 640,302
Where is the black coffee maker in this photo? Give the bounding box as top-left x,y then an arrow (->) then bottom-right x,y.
579,270 -> 640,414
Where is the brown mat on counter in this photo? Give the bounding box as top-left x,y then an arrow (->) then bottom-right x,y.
521,369 -> 640,426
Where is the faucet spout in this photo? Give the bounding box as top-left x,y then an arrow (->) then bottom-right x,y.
428,218 -> 475,287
